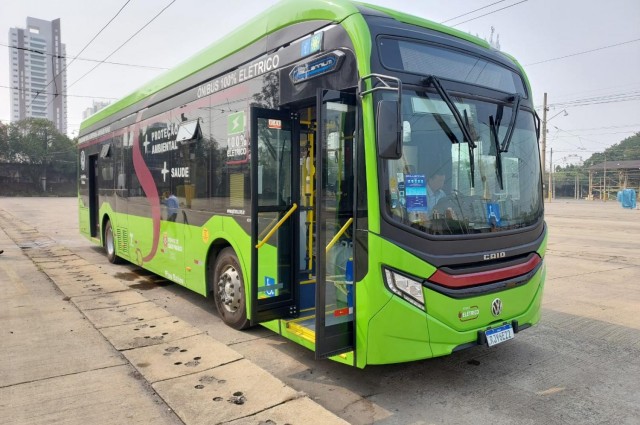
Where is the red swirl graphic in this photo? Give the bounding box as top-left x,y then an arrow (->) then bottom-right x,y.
132,108 -> 161,264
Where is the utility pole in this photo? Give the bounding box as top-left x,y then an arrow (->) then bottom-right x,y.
42,128 -> 48,192
603,153 -> 607,201
548,147 -> 553,201
541,93 -> 548,194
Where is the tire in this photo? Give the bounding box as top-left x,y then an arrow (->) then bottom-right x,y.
212,247 -> 250,330
104,220 -> 123,264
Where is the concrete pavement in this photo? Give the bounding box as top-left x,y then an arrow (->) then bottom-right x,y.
3,197 -> 640,425
0,208 -> 348,425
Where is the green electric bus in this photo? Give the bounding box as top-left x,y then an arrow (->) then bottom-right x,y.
78,0 -> 546,367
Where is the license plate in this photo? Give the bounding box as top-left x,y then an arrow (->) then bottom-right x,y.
485,324 -> 514,347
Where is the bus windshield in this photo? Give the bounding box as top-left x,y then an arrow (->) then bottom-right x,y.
384,89 -> 543,235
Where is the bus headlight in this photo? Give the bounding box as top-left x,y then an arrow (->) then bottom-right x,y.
383,267 -> 425,310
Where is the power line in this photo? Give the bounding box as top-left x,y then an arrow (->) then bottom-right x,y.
63,0 -> 132,69
541,83 -> 640,105
559,124 -> 640,132
68,0 -> 177,90
551,150 -> 607,154
550,125 -> 597,147
1,84 -> 117,100
553,91 -> 640,104
538,91 -> 640,110
27,0 -> 133,109
449,0 -> 528,27
552,131 -> 638,137
525,37 -> 640,66
441,0 -> 509,24
548,125 -> 640,154
552,97 -> 640,108
1,43 -> 169,70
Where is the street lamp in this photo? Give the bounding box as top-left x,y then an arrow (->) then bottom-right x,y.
548,109 -> 568,123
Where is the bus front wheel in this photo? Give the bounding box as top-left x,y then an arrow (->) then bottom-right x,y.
104,221 -> 122,264
212,247 -> 250,330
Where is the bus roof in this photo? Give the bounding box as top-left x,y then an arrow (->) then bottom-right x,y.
80,0 -> 493,133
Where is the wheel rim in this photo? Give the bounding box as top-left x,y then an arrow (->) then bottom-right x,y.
106,226 -> 115,257
217,265 -> 242,313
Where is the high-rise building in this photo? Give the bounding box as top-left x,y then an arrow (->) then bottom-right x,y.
82,100 -> 111,120
9,17 -> 67,134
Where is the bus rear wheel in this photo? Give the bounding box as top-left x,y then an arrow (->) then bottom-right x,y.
104,220 -> 122,264
212,247 -> 250,330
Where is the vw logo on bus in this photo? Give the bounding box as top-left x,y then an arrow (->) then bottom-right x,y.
491,298 -> 503,317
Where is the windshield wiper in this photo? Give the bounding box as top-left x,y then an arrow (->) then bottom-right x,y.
489,115 -> 504,190
500,94 -> 521,152
463,109 -> 476,189
426,76 -> 476,149
425,75 -> 476,187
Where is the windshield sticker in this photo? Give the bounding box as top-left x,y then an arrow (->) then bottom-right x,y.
487,203 -> 502,227
264,277 -> 276,297
397,173 -> 406,207
406,174 -> 428,212
260,276 -> 285,298
390,174 -> 399,209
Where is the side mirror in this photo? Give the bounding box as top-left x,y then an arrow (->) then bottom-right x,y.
376,100 -> 402,159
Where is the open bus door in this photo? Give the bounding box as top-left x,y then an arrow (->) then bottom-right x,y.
315,89 -> 357,359
249,93 -> 356,361
250,107 -> 299,324
88,154 -> 99,238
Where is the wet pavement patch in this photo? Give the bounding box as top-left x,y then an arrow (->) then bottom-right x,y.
130,280 -> 159,291
114,272 -> 139,281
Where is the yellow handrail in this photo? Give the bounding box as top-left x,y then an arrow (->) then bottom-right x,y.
325,218 -> 353,253
307,120 -> 315,276
255,203 -> 298,249
257,215 -> 280,240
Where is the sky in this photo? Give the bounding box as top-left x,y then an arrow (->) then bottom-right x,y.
1,0 -> 639,170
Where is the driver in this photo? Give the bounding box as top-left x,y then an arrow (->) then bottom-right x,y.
427,170 -> 446,214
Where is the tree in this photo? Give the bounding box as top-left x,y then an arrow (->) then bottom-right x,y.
0,122 -> 8,156
554,132 -> 640,197
583,132 -> 640,168
2,118 -> 76,191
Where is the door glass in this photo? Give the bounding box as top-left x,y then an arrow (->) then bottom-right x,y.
251,109 -> 297,323
316,90 -> 356,358
257,117 -> 292,207
90,155 -> 99,236
256,116 -> 292,300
